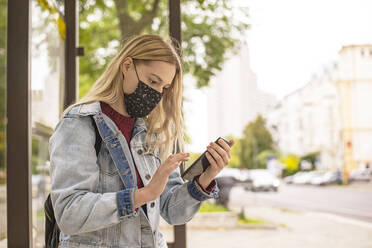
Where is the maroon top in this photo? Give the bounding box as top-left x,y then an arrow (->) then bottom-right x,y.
100,101 -> 144,189
100,101 -> 216,195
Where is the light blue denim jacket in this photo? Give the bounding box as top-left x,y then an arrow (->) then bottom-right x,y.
48,101 -> 219,248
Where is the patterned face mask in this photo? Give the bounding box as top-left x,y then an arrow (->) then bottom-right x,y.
123,62 -> 163,118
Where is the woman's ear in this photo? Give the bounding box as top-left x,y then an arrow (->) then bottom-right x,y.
121,57 -> 133,77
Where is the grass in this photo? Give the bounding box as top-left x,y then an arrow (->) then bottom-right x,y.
280,208 -> 300,214
37,209 -> 45,219
238,215 -> 268,225
0,233 -> 6,241
198,202 -> 230,213
279,223 -> 288,228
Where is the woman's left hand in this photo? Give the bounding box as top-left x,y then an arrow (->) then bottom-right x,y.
198,138 -> 235,189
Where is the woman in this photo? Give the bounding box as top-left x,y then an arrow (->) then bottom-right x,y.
49,34 -> 234,247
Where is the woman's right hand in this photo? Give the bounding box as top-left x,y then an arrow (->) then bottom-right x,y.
146,152 -> 190,201
134,152 -> 189,208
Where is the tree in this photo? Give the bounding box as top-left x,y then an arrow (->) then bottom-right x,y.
300,151 -> 320,169
226,135 -> 242,168
240,115 -> 274,169
0,0 -> 250,171
44,0 -> 250,97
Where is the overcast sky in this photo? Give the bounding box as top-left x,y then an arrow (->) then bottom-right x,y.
233,0 -> 372,98
184,0 -> 372,152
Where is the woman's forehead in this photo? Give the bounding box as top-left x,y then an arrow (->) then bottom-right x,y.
144,61 -> 176,85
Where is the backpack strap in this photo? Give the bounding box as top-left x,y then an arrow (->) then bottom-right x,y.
90,115 -> 102,157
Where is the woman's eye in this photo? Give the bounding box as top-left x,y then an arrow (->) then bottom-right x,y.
149,79 -> 157,84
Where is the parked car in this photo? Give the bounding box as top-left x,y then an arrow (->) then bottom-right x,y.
284,171 -> 307,184
283,174 -> 295,184
248,169 -> 280,192
289,171 -> 323,185
215,168 -> 252,206
310,171 -> 342,186
216,168 -> 252,191
349,168 -> 371,182
215,176 -> 236,207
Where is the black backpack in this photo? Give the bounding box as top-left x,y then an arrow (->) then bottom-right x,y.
44,116 -> 102,248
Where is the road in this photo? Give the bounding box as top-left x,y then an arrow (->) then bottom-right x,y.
229,182 -> 372,223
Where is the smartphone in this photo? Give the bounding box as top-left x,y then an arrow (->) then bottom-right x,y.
181,137 -> 232,181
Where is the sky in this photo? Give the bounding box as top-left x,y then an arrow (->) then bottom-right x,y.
232,0 -> 372,98
184,0 -> 372,152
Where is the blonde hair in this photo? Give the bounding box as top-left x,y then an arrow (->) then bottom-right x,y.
62,34 -> 185,162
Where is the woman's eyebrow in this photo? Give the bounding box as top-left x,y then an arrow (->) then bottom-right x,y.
150,73 -> 171,86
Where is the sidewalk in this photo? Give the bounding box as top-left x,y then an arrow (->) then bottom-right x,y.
158,186 -> 372,248
158,205 -> 372,248
329,180 -> 372,192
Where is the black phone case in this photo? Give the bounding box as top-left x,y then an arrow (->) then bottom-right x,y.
181,137 -> 232,181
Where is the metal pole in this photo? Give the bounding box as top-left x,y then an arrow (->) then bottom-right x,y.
6,0 -> 33,247
168,1 -> 186,248
64,0 -> 79,109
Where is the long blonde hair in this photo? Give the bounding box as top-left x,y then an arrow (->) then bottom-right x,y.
62,34 -> 185,162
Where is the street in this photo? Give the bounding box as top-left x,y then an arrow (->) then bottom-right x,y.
229,182 -> 372,223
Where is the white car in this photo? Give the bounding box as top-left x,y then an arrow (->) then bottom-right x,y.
292,171 -> 323,185
310,171 -> 341,186
248,169 -> 280,192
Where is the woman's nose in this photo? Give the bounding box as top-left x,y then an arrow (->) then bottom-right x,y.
156,86 -> 163,94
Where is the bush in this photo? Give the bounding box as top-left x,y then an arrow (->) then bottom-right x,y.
199,202 -> 230,213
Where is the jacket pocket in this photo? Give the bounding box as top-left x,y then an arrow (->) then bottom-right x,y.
98,147 -> 120,176
98,148 -> 124,192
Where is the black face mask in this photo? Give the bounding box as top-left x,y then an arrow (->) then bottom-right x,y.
123,62 -> 163,118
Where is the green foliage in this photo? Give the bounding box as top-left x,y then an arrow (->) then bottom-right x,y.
226,135 -> 242,168
32,136 -> 50,174
0,0 -> 250,173
238,215 -> 268,225
255,149 -> 278,169
300,151 -> 319,166
240,115 -> 274,169
45,0 -> 250,97
199,202 -> 230,212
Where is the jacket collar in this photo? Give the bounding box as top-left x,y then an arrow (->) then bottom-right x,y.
77,101 -> 147,130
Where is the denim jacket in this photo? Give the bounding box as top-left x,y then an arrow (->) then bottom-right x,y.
48,101 -> 219,248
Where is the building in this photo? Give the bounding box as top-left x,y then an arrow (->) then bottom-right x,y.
336,45 -> 372,175
267,44 -> 372,174
206,42 -> 276,141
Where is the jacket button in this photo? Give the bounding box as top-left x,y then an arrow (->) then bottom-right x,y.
145,174 -> 151,180
150,202 -> 155,208
137,149 -> 143,155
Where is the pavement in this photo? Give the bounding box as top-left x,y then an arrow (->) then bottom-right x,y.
160,207 -> 372,248
159,182 -> 372,248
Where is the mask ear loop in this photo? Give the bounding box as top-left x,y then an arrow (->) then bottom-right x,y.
132,61 -> 140,81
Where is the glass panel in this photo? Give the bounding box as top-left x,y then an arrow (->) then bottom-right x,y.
31,0 -> 65,247
0,0 -> 7,246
